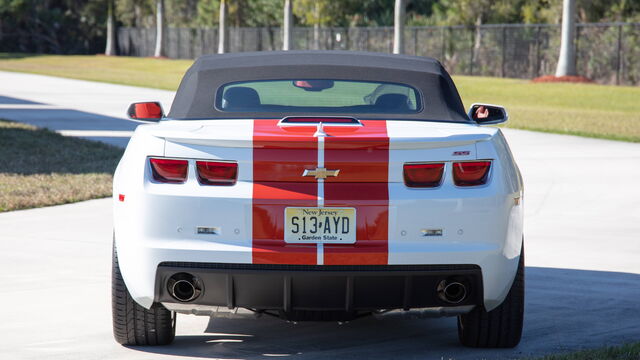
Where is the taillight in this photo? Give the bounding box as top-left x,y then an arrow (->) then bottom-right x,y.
403,163 -> 445,188
196,161 -> 238,186
453,161 -> 491,186
149,158 -> 188,183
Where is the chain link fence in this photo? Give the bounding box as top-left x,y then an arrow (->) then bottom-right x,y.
117,23 -> 640,85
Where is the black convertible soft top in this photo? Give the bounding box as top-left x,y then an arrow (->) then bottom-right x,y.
168,50 -> 470,122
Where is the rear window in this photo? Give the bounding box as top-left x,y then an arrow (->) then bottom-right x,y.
216,79 -> 421,114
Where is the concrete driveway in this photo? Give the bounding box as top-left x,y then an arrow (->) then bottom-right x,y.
0,71 -> 639,359
0,71 -> 174,147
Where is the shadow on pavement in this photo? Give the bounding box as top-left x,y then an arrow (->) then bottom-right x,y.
0,94 -> 137,147
129,267 -> 640,360
0,95 -> 43,104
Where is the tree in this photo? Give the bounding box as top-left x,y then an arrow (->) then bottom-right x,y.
234,0 -> 246,27
166,0 -> 199,27
105,0 -> 116,55
0,0 -> 110,54
393,0 -> 406,54
429,0 -> 514,63
116,0 -> 155,28
294,0 -> 347,49
218,0 -> 228,53
283,0 -> 293,50
555,0 -> 577,76
153,0 -> 165,57
312,2 -> 320,49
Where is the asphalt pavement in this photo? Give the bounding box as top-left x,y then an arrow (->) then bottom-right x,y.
0,71 -> 639,359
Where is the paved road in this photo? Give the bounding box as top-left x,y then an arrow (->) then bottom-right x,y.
0,72 -> 639,359
0,71 -> 174,147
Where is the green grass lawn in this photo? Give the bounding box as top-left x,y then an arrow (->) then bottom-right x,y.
0,53 -> 639,143
0,119 -> 123,212
533,342 -> 640,360
0,53 -> 192,90
455,76 -> 640,143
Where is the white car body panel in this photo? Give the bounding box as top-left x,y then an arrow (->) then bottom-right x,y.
113,119 -> 523,311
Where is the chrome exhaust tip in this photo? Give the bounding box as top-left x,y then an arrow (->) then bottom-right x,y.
167,273 -> 202,302
437,280 -> 468,304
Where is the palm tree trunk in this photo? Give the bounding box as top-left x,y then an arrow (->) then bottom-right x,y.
283,0 -> 293,51
555,0 -> 577,76
472,14 -> 482,64
153,0 -> 165,57
105,0 -> 117,56
218,0 -> 228,53
313,2 -> 320,50
393,0 -> 405,54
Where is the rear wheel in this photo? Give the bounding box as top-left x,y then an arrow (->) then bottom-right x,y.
112,242 -> 176,346
457,244 -> 525,348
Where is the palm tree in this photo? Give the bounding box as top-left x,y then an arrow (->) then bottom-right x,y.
312,1 -> 320,50
555,0 -> 577,76
218,0 -> 228,53
393,0 -> 406,54
153,0 -> 165,57
283,0 -> 293,50
105,0 -> 116,56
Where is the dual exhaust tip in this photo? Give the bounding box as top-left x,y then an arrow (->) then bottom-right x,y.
437,279 -> 468,304
167,273 -> 202,302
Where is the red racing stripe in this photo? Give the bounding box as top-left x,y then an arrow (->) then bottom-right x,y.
323,120 -> 389,265
252,119 -> 318,264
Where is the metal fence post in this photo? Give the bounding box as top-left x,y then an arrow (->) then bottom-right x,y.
501,25 -> 507,77
535,25 -> 541,78
574,24 -> 581,73
257,28 -> 262,51
365,28 -> 369,51
469,26 -> 474,75
616,23 -> 623,85
441,27 -> 446,62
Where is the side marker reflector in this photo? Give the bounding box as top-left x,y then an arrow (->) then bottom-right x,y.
118,194 -> 125,202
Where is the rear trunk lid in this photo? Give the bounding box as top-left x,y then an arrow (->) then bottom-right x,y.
154,118 -> 496,265
157,118 -> 494,182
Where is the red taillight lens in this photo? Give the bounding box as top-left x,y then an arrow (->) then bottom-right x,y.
149,158 -> 188,183
453,161 -> 491,186
196,161 -> 238,186
403,163 -> 445,188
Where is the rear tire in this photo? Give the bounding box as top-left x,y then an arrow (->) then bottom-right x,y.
112,242 -> 176,346
457,244 -> 525,348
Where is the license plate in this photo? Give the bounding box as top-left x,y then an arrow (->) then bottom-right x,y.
284,207 -> 356,244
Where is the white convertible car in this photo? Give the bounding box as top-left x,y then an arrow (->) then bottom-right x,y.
112,51 -> 524,348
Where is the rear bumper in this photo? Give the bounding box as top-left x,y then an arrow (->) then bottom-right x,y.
155,262 -> 483,320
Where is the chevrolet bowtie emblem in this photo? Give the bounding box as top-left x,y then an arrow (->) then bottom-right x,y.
302,167 -> 340,179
